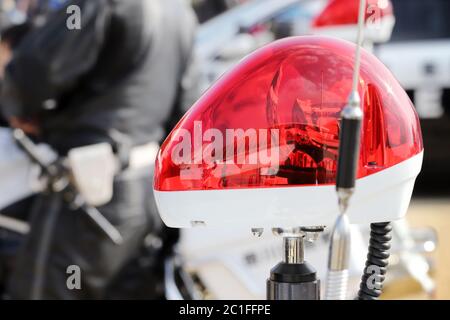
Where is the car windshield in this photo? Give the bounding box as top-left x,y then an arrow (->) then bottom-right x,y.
390,0 -> 450,41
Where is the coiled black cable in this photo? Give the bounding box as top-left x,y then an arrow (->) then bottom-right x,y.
357,222 -> 392,300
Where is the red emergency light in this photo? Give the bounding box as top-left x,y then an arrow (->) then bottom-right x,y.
312,0 -> 393,27
311,0 -> 395,44
154,36 -> 423,228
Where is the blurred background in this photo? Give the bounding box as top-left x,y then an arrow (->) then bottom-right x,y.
0,0 -> 449,300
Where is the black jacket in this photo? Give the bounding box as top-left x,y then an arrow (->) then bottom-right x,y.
0,0 -> 197,155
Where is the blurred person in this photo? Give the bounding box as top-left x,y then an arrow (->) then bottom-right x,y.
0,0 -> 28,81
0,0 -> 197,299
26,0 -> 70,25
0,32 -> 12,95
0,12 -> 33,298
1,1 -> 37,130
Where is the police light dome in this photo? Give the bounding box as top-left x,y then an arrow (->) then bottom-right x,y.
311,0 -> 395,44
154,36 -> 423,229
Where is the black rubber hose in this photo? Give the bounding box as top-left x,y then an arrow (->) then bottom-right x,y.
357,222 -> 392,300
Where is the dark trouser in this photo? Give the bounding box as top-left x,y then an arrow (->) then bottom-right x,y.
7,167 -> 166,300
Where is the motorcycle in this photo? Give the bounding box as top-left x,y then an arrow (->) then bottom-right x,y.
0,127 -> 172,299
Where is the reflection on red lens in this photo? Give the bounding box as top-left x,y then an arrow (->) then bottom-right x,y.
154,36 -> 422,192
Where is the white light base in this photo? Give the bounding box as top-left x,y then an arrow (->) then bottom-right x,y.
154,152 -> 423,228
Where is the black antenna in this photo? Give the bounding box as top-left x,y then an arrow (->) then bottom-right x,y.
325,0 -> 367,300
